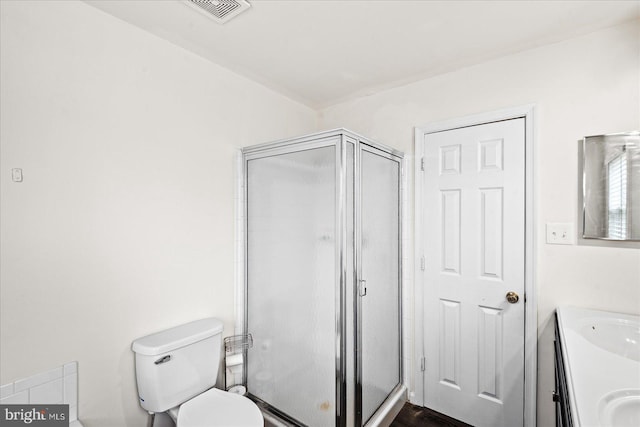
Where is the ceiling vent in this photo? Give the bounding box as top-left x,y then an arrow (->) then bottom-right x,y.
184,0 -> 251,24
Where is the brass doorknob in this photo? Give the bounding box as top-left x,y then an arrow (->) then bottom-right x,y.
506,291 -> 520,304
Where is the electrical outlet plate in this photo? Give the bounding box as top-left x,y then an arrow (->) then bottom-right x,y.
11,168 -> 23,182
546,223 -> 574,245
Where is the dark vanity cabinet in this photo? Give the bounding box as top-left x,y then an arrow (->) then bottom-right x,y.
554,313 -> 573,427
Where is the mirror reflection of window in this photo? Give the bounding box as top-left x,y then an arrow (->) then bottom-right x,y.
582,131 -> 639,242
607,150 -> 627,239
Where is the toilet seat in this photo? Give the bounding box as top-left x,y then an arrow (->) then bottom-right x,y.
176,388 -> 263,427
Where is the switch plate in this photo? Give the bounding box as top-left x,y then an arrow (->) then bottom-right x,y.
11,168 -> 23,182
546,223 -> 574,245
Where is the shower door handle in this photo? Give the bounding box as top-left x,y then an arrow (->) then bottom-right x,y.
359,280 -> 367,297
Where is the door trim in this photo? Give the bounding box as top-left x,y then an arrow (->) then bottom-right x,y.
413,105 -> 537,427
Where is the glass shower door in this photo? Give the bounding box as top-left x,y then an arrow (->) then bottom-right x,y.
358,146 -> 402,424
246,144 -> 338,426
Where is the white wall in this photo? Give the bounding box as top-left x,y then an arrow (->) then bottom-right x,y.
0,1 -> 316,426
2,1 -> 639,426
319,19 -> 640,427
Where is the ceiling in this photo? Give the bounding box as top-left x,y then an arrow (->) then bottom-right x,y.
85,0 -> 640,109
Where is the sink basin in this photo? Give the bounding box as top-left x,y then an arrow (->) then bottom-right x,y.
558,307 -> 640,427
599,390 -> 640,427
579,318 -> 640,362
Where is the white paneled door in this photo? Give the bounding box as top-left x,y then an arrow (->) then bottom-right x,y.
421,119 -> 526,427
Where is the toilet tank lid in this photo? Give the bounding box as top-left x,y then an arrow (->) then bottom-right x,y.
132,318 -> 223,356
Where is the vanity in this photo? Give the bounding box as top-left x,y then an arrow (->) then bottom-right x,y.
555,306 -> 640,427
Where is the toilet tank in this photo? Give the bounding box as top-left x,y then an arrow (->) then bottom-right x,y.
132,318 -> 224,413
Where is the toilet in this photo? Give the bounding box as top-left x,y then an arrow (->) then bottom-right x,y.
132,318 -> 263,427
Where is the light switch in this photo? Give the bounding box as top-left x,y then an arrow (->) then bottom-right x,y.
546,223 -> 574,245
11,168 -> 23,182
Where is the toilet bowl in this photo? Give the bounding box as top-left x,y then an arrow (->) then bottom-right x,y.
169,387 -> 262,427
132,318 -> 263,426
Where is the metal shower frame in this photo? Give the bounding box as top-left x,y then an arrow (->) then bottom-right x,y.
241,129 -> 405,427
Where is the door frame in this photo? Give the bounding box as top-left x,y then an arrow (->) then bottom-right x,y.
413,105 -> 537,427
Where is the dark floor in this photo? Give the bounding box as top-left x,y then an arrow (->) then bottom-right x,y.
390,403 -> 473,427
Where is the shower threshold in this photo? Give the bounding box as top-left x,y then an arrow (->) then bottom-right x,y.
253,384 -> 407,427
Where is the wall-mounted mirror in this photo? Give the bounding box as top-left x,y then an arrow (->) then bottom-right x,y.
582,131 -> 640,241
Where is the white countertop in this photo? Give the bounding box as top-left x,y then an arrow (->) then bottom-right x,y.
556,306 -> 640,427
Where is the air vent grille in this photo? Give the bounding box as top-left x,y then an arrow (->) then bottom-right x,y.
185,0 -> 251,24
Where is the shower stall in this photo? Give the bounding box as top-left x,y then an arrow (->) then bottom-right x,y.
241,129 -> 405,427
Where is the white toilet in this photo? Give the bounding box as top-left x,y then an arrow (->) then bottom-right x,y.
132,318 -> 263,427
